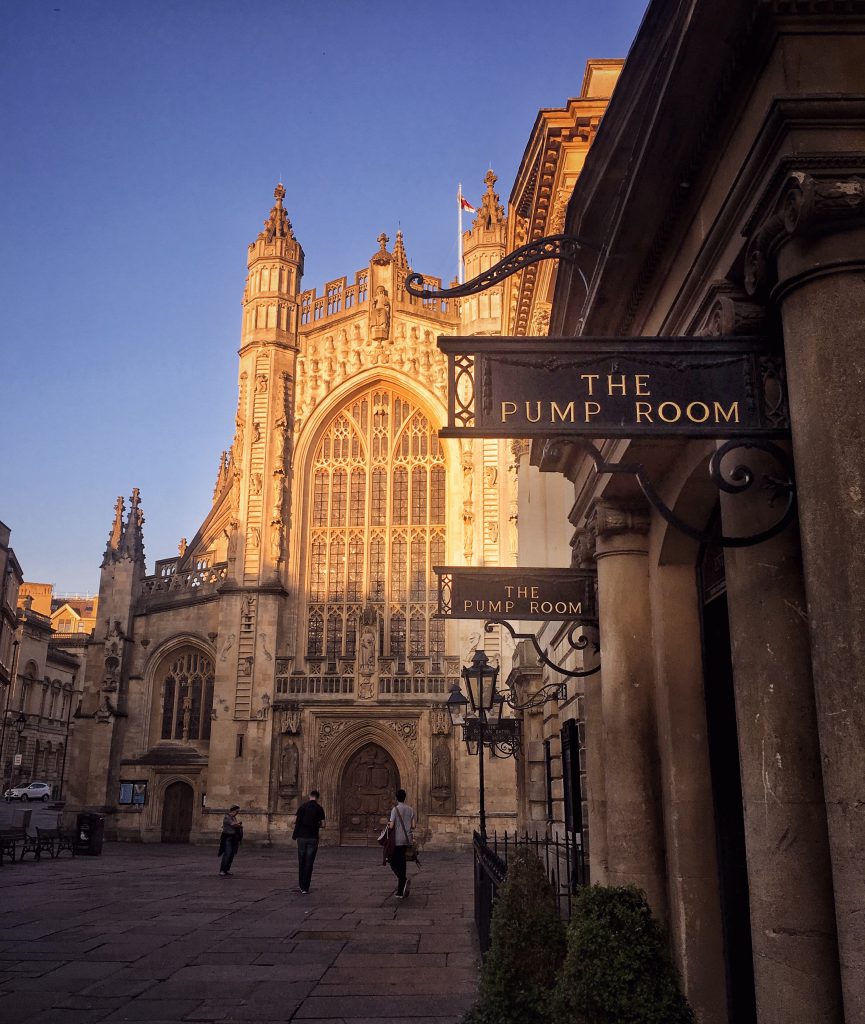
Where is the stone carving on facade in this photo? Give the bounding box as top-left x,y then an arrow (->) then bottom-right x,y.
279,705 -> 301,734
359,629 -> 376,676
371,232 -> 393,266
102,619 -> 125,692
530,303 -> 552,336
572,526 -> 597,567
260,633 -> 273,661
249,526 -> 260,549
483,466 -> 498,488
233,415 -> 245,469
430,707 -> 451,735
250,472 -> 262,497
242,593 -> 256,629
270,522 -> 283,565
370,285 -> 392,341
219,633 -> 235,661
465,631 -> 481,664
432,738 -> 452,796
251,422 -> 261,445
318,719 -> 347,752
279,737 -> 299,791
549,188 -> 571,234
256,373 -> 268,394
224,520 -> 239,572
745,172 -> 865,298
463,507 -> 475,561
358,676 -> 375,700
485,520 -> 499,544
590,500 -> 650,540
698,289 -> 766,337
238,655 -> 254,677
461,444 -> 474,502
445,656 -> 461,677
387,719 -> 418,752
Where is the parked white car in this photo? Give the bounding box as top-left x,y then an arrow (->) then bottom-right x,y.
4,781 -> 51,802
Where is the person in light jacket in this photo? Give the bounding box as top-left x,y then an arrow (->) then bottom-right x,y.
387,788 -> 417,899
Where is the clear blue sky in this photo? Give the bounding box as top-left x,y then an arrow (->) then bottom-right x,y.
0,0 -> 648,594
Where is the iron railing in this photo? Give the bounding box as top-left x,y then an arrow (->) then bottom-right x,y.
473,827 -> 588,954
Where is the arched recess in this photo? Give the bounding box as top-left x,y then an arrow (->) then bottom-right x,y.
310,718 -> 418,845
141,635 -> 216,751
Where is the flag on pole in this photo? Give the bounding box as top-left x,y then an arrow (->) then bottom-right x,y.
460,196 -> 476,212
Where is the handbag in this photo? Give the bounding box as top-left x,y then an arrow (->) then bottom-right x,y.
377,825 -> 389,846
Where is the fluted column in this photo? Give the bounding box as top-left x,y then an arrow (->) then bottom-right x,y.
591,499 -> 666,915
745,170 -> 865,1019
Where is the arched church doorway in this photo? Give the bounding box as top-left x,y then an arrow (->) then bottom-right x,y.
339,743 -> 398,846
699,529 -> 757,1024
161,780 -> 194,843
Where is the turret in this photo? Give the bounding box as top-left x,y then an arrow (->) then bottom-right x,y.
461,171 -> 507,335
242,184 -> 304,349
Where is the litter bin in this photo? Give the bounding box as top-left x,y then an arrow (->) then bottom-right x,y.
75,813 -> 105,855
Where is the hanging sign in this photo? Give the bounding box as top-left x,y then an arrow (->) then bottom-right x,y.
438,336 -> 789,439
434,566 -> 597,621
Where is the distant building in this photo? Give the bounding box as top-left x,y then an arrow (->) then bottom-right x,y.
0,528 -> 83,799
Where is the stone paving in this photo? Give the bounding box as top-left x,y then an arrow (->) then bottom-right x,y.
0,840 -> 479,1023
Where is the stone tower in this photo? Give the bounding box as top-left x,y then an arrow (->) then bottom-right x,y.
206,185 -> 304,812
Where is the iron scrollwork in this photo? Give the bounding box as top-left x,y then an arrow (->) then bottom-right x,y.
485,618 -> 601,681
405,234 -> 595,300
542,437 -> 797,548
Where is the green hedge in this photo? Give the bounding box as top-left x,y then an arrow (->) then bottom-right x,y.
552,884 -> 695,1024
463,846 -> 566,1024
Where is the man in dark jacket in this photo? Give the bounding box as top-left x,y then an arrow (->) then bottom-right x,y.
293,789 -> 325,893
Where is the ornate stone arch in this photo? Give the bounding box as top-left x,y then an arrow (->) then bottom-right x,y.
308,714 -> 419,839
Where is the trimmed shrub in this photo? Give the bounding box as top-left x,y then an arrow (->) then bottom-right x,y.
553,884 -> 695,1024
463,846 -> 566,1024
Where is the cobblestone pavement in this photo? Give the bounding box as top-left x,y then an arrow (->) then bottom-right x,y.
0,841 -> 479,1023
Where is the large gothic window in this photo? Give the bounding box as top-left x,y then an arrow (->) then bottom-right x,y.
306,386 -> 446,671
158,648 -> 215,742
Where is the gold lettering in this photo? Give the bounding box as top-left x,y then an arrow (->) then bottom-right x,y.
635,401 -> 653,423
585,401 -> 601,420
580,373 -> 599,396
635,374 -> 651,396
607,374 -> 627,395
714,401 -> 740,424
551,401 -> 575,423
686,401 -> 710,423
657,401 -> 682,423
526,401 -> 542,423
500,401 -> 517,421
488,600 -> 502,613
531,587 -> 539,598
529,601 -> 539,614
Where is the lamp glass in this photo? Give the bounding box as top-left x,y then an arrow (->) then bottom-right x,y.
462,650 -> 500,713
445,684 -> 469,727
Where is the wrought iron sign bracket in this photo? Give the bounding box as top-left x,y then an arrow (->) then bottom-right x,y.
540,436 -> 797,548
485,617 -> 601,681
405,234 -> 595,300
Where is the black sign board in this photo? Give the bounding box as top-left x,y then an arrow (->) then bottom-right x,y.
438,336 -> 788,439
434,566 -> 597,621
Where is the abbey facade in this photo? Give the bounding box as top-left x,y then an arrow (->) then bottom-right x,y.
66,176 -> 521,846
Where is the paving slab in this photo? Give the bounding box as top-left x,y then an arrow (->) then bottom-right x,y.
0,843 -> 479,1022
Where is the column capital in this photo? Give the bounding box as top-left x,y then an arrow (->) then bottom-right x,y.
589,499 -> 650,542
571,526 -> 597,567
745,171 -> 865,301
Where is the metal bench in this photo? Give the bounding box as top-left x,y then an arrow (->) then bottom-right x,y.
34,825 -> 75,859
0,809 -> 32,865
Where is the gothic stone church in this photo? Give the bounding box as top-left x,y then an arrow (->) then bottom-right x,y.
69,179 -> 518,845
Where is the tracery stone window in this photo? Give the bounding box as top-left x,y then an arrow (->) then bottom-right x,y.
305,386 -> 446,672
157,648 -> 215,742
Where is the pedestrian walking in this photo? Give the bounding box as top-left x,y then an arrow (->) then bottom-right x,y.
218,804 -> 243,876
387,788 -> 417,899
292,789 -> 325,893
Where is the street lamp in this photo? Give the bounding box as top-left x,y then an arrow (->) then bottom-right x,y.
462,650 -> 499,716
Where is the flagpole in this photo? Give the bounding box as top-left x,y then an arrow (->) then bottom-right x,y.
458,182 -> 464,285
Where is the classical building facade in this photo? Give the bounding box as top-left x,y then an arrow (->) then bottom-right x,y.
69,173 -> 528,848
505,5 -> 865,1024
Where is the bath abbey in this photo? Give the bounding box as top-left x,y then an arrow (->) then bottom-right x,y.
64,171 -> 530,846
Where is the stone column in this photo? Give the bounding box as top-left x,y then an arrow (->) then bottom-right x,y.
721,448 -> 842,1023
573,526 -> 608,884
745,170 -> 865,1019
591,499 -> 666,915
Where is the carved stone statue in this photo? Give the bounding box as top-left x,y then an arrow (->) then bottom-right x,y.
225,520 -> 238,568
250,472 -> 262,497
462,446 -> 474,502
270,522 -> 283,562
280,739 -> 299,790
359,629 -> 376,674
432,740 -> 451,792
370,285 -> 391,340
